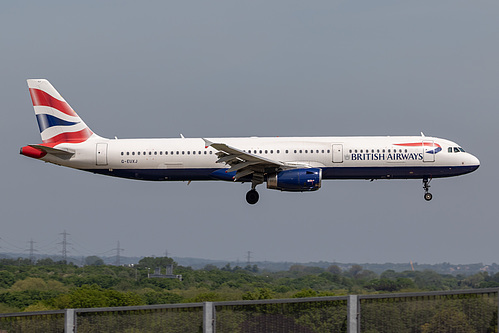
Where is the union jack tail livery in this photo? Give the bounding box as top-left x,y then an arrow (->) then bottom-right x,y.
27,79 -> 94,146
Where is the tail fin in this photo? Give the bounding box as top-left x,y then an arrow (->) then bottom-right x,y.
27,79 -> 94,145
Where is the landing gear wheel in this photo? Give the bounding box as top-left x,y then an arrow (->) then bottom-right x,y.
422,178 -> 433,202
246,190 -> 259,205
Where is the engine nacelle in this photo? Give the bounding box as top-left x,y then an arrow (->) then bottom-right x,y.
267,168 -> 322,192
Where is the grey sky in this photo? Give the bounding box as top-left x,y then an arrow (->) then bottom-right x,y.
1,1 -> 497,264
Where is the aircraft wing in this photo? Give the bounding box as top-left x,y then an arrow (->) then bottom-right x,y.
203,139 -> 288,181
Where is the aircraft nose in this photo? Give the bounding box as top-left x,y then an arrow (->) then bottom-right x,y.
467,153 -> 480,170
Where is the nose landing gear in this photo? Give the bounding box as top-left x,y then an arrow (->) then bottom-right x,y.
423,178 -> 432,201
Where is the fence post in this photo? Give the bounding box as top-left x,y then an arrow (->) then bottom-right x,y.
347,295 -> 358,333
203,302 -> 214,333
65,309 -> 75,333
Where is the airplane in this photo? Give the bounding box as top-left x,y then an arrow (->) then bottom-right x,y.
20,79 -> 480,205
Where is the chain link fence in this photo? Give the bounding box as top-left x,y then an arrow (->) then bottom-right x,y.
215,297 -> 348,332
359,290 -> 498,333
0,310 -> 65,332
76,304 -> 204,333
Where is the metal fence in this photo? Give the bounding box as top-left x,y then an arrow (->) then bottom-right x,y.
358,289 -> 498,333
0,310 -> 65,333
0,288 -> 497,332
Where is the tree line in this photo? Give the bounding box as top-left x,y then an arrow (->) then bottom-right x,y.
0,257 -> 498,313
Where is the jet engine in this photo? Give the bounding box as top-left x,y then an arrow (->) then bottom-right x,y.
266,168 -> 322,192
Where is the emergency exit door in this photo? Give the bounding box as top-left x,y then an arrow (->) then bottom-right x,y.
332,144 -> 343,163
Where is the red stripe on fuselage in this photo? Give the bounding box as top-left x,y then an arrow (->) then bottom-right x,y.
29,88 -> 78,117
394,142 -> 441,148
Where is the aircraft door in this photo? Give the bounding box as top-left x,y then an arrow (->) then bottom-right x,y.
96,143 -> 108,165
332,144 -> 343,163
422,140 -> 435,162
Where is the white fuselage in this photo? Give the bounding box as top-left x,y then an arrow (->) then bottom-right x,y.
40,135 -> 480,182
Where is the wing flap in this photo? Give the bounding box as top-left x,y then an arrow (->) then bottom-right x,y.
234,168 -> 255,181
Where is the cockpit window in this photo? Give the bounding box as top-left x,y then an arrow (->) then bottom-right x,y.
449,146 -> 466,153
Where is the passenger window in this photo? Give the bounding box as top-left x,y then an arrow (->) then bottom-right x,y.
305,150 -> 308,153
210,151 -> 212,154
327,150 -> 330,153
132,152 -> 135,155
204,151 -> 207,155
270,150 -> 273,154
285,150 -> 289,153
265,150 -> 268,154
322,150 -> 324,153
299,150 -> 302,153
294,150 -> 297,153
121,152 -> 124,156
165,151 -> 168,155
176,151 -> 179,155
187,151 -> 190,155
277,150 -> 280,154
154,151 -> 157,155
160,151 -> 163,155
138,152 -> 141,155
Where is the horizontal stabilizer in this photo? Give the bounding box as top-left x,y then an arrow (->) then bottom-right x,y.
29,144 -> 74,157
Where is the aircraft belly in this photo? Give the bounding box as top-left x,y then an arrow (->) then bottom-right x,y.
322,165 -> 478,179
82,168 -> 219,181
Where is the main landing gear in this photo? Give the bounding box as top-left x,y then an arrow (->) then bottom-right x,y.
423,178 -> 433,201
246,189 -> 259,205
246,177 -> 263,205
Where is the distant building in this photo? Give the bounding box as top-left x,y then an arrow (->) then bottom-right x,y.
148,264 -> 182,281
